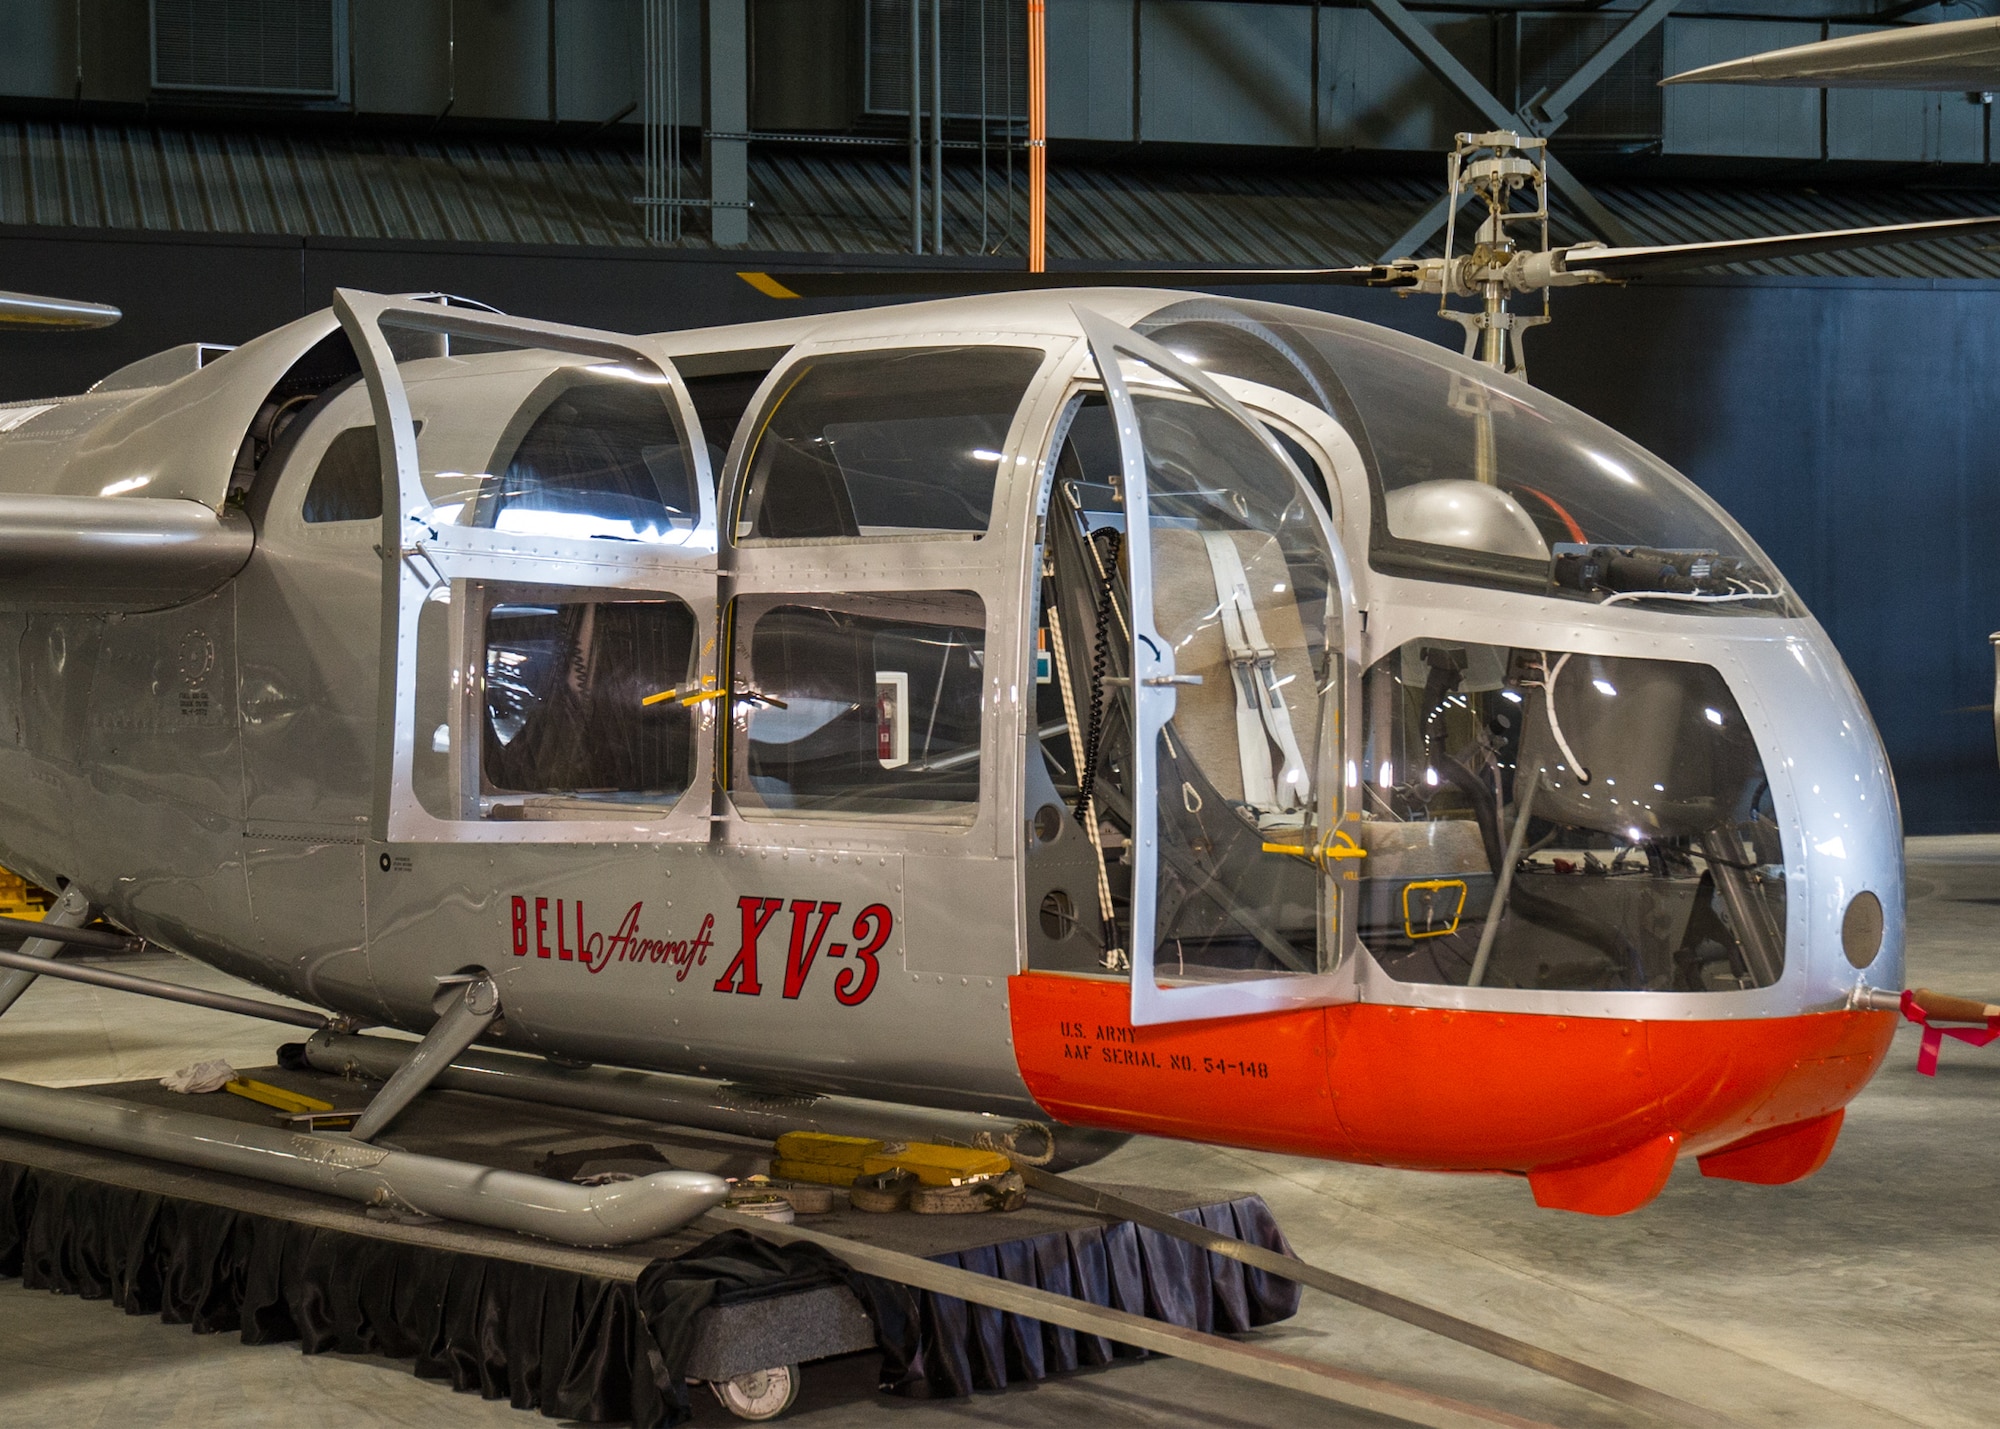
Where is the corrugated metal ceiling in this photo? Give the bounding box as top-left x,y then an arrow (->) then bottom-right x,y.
3,119 -> 1999,280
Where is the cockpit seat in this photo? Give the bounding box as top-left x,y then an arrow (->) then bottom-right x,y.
1150,526 -> 1315,831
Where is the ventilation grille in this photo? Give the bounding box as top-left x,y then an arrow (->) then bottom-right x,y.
866,0 -> 1027,122
152,0 -> 344,98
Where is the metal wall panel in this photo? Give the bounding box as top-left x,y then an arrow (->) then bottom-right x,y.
0,5 -> 75,101
1517,12 -> 1662,142
1048,0 -> 1133,142
866,0 -> 1025,121
1319,7 -> 1490,154
450,0 -> 552,121
750,0 -> 859,131
1138,0 -> 1311,149
555,0 -> 640,125
82,0 -> 151,104
352,0 -> 452,115
1825,25 -> 1985,165
1662,19 -> 1821,159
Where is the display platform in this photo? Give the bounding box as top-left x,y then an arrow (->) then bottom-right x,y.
0,1065 -> 1299,1424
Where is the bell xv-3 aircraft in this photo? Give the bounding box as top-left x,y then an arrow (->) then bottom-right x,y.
0,171 -> 1984,1225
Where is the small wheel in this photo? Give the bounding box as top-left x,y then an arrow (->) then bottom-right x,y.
709,1364 -> 800,1421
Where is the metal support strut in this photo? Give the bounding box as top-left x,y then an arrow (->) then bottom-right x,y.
0,885 -> 93,1019
349,973 -> 501,1142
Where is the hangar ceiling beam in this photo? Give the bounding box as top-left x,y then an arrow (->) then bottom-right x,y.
1367,0 -> 1681,259
707,0 -> 751,246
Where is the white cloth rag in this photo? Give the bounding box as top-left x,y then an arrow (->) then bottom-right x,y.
160,1059 -> 236,1094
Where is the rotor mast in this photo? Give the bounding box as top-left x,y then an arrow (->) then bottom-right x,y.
1375,130 -> 1629,384
1445,132 -> 1548,375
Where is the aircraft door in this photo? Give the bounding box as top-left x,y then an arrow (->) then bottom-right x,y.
1074,310 -> 1355,1025
334,290 -> 720,845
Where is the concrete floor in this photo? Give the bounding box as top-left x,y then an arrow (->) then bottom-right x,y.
4,838 -> 1999,1427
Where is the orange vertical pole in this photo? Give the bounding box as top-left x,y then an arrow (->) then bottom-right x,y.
1027,0 -> 1046,273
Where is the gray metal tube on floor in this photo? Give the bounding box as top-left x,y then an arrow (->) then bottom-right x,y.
1468,768 -> 1539,989
0,885 -> 94,1019
0,1077 -> 728,1246
304,1029 -> 1128,1171
0,947 -> 330,1029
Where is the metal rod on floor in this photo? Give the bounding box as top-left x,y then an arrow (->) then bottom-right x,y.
0,1077 -> 729,1247
0,948 -> 332,1030
302,1028 -> 1129,1171
1010,1164 -> 1727,1428
0,886 -> 99,1019
708,1208 -> 1555,1429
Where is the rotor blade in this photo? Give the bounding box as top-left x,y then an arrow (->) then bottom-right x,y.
1662,16 -> 2000,90
738,266 -> 1389,299
1560,214 -> 2000,280
0,289 -> 122,329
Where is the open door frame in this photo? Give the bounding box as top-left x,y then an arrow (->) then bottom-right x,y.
1074,306 -> 1357,1026
335,289 -> 720,845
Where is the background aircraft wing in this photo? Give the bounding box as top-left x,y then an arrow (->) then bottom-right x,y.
1662,15 -> 2000,90
0,290 -> 122,329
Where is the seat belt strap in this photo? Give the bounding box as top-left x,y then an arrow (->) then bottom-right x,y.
1200,531 -> 1308,814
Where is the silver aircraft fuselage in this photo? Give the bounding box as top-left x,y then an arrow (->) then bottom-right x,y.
0,289 -> 1905,1212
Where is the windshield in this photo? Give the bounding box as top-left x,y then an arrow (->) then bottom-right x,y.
1137,299 -> 1794,614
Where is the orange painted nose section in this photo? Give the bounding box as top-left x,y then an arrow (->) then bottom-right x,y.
1008,972 -> 1894,1211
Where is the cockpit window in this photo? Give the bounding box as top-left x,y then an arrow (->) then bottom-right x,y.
1139,299 -> 1793,615
1358,637 -> 1785,992
471,366 -> 700,543
727,592 -> 985,824
303,424 -> 386,524
481,599 -> 699,816
733,346 -> 1043,543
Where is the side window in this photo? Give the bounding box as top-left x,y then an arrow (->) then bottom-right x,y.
734,347 -> 1043,542
728,592 -> 986,823
472,368 -> 699,543
303,425 -> 386,524
1265,426 -> 1334,525
1358,638 -> 1785,991
481,598 -> 699,817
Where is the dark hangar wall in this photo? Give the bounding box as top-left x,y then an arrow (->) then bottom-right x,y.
0,225 -> 1992,835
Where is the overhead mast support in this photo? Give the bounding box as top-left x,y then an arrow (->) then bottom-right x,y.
911,0 -> 924,254
1027,0 -> 1047,273
932,0 -> 945,255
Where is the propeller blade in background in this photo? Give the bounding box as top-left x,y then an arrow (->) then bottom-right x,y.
1561,214 -> 2000,280
0,290 -> 122,329
1662,15 -> 2000,90
738,266 -> 1389,299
